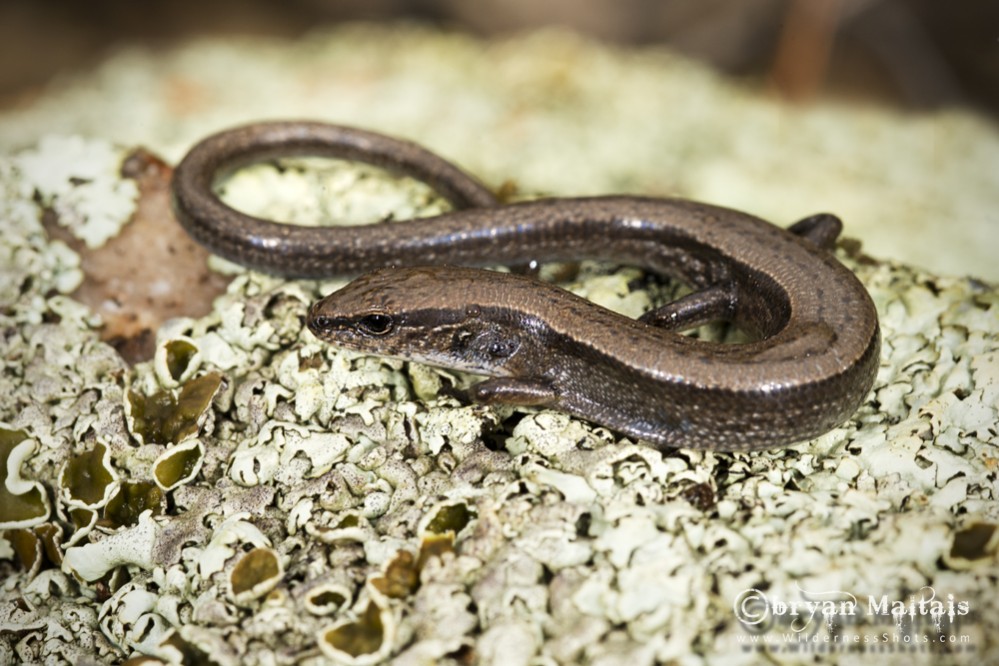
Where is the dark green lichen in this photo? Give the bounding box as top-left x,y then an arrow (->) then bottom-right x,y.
61,442 -> 115,507
416,532 -> 455,570
5,523 -> 62,578
335,514 -> 361,529
423,501 -> 475,536
321,601 -> 385,658
164,339 -> 198,382
372,534 -> 456,599
102,480 -> 164,528
307,587 -> 348,614
152,441 -> 203,490
230,547 -> 282,601
372,550 -> 420,599
69,507 -> 96,531
949,522 -> 997,563
128,372 -> 222,445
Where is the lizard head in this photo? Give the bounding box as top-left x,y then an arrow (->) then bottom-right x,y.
307,266 -> 537,375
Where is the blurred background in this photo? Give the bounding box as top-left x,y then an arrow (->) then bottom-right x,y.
1,0 -> 997,117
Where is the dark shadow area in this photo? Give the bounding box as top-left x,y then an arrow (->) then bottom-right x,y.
1,0 -> 996,117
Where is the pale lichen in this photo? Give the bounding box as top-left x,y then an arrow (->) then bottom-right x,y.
0,427 -> 50,529
11,135 -> 138,249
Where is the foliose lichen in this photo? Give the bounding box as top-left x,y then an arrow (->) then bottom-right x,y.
0,427 -> 50,529
2,31 -> 998,665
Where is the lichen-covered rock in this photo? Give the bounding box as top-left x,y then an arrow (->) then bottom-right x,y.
2,25 -> 998,666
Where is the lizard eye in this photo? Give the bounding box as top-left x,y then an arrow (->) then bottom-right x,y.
357,313 -> 394,336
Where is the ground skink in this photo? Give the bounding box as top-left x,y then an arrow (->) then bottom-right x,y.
171,121 -> 880,451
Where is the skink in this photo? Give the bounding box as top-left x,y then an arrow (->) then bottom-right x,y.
171,121 -> 880,451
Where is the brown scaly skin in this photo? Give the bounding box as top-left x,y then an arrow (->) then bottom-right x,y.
172,121 -> 880,451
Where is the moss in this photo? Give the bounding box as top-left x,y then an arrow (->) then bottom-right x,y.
128,372 -> 222,444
